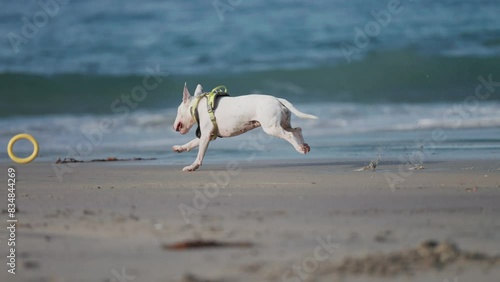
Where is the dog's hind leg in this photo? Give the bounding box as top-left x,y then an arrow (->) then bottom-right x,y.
259,106 -> 311,154
286,126 -> 311,154
261,124 -> 310,154
281,110 -> 310,154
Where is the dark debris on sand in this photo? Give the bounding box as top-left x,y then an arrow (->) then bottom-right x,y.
163,240 -> 253,251
181,273 -> 229,282
354,159 -> 379,171
55,157 -> 156,163
325,240 -> 499,277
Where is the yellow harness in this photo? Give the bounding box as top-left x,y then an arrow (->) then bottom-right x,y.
190,85 -> 229,140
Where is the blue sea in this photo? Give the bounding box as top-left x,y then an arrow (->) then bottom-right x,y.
1,0 -> 499,164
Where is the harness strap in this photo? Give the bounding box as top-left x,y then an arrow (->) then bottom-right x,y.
190,85 -> 229,140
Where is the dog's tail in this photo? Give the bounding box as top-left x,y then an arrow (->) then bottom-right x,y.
277,98 -> 318,119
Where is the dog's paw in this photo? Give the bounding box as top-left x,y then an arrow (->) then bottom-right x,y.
172,145 -> 186,153
182,164 -> 200,172
298,143 -> 311,154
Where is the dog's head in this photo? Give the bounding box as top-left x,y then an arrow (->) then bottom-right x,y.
173,83 -> 203,134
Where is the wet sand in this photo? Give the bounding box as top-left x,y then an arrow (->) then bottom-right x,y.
1,159 -> 499,282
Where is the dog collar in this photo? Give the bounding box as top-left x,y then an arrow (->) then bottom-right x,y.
189,85 -> 229,140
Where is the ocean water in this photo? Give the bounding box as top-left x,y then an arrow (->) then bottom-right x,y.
1,0 -> 499,164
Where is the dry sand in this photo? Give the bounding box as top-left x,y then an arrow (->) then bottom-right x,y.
0,158 -> 499,282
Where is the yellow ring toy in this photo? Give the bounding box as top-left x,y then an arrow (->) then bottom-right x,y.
7,133 -> 39,164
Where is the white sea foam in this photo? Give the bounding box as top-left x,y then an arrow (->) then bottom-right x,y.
1,102 -> 499,162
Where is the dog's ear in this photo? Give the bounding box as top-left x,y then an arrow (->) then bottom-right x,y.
183,82 -> 191,103
194,84 -> 203,97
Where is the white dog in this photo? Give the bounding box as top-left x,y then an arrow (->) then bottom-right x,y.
172,83 -> 318,171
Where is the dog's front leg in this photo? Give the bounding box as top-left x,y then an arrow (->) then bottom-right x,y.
172,138 -> 200,153
183,134 -> 210,172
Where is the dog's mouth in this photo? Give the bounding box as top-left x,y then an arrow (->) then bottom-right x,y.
175,122 -> 183,132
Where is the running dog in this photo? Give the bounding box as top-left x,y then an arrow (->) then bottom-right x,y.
172,83 -> 318,171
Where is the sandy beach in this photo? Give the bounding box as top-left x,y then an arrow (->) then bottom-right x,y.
1,158 -> 499,282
